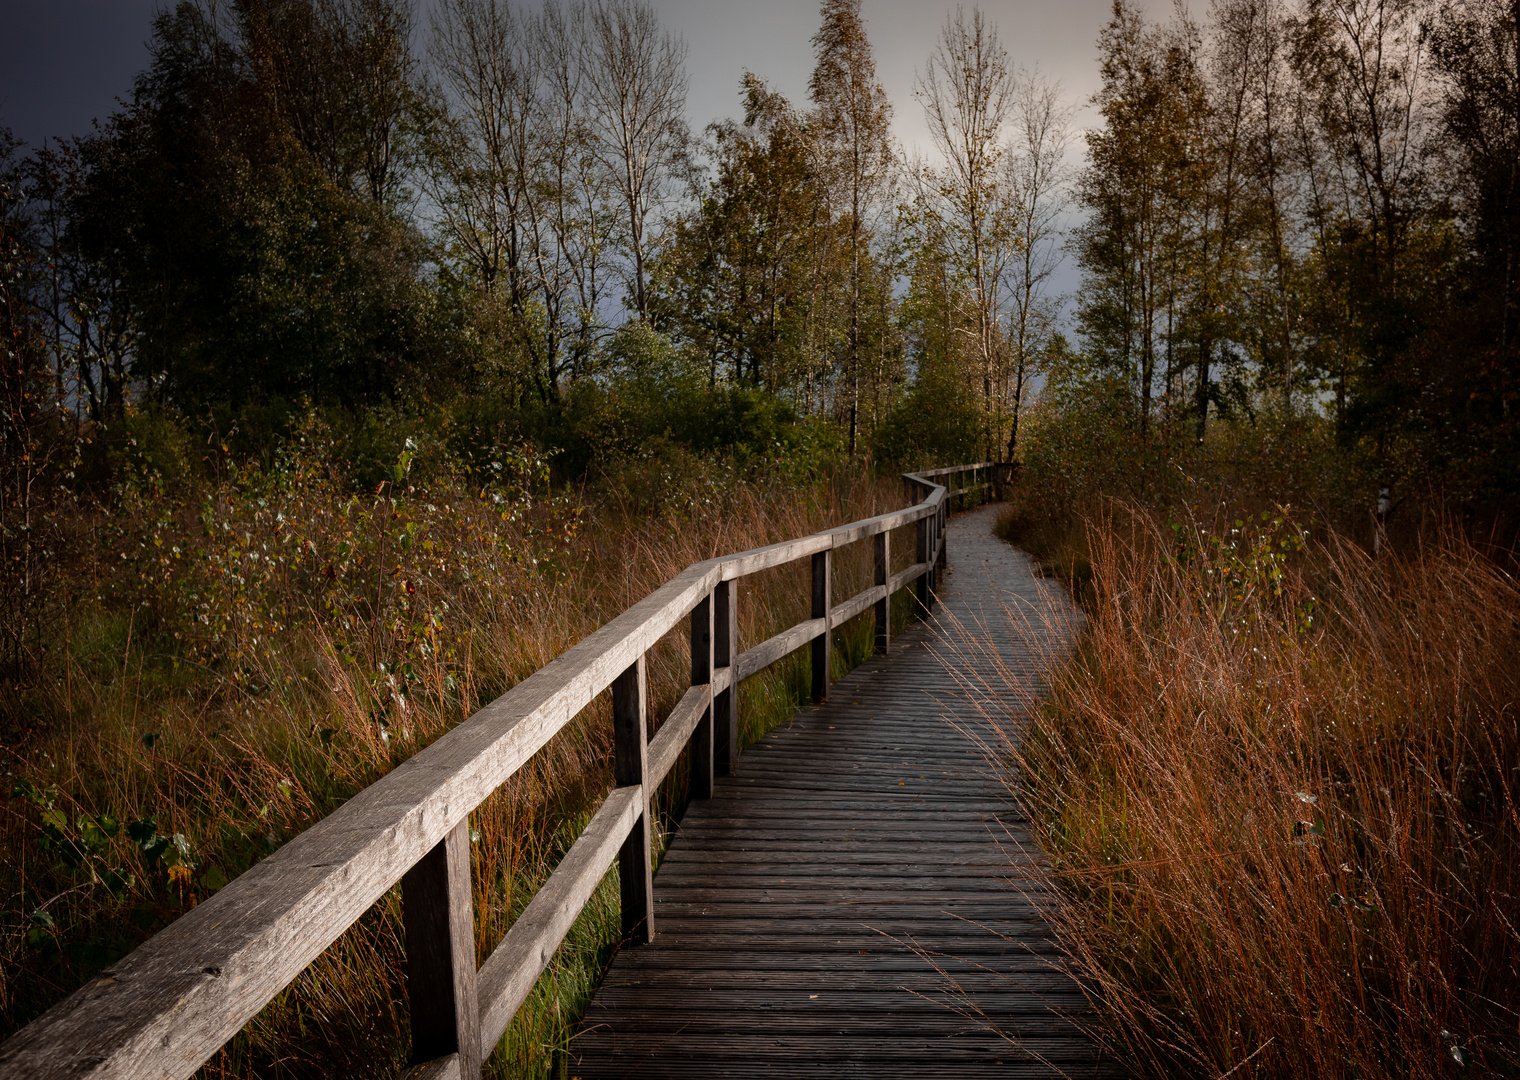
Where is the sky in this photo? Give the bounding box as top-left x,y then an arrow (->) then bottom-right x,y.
0,0 -> 1175,311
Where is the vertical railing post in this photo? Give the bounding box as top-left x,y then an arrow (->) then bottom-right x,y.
402,818 -> 482,1080
612,656 -> 653,944
811,548 -> 832,703
713,579 -> 738,776
930,489 -> 942,574
690,593 -> 715,799
873,529 -> 890,655
927,499 -> 938,602
914,488 -> 930,621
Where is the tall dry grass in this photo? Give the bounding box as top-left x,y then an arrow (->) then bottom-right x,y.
1,421 -> 912,1078
992,505 -> 1520,1077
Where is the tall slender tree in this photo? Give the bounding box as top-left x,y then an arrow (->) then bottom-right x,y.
809,0 -> 895,454
1001,69 -> 1072,459
916,6 -> 1016,458
583,0 -> 688,321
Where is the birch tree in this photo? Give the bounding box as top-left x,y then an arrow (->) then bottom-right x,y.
1001,70 -> 1072,459
583,0 -> 688,321
809,0 -> 895,454
916,6 -> 1016,458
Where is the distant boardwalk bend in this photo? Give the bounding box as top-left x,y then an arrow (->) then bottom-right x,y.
572,502 -> 1107,1079
0,464 -> 1109,1080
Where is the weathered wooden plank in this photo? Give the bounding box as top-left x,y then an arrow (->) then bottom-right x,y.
710,496 -> 946,583
817,504 -> 934,548
612,657 -> 652,946
811,550 -> 831,703
475,784 -> 642,1054
908,462 -> 994,479
734,617 -> 824,681
716,534 -> 832,580
598,968 -> 1085,993
690,593 -> 715,801
605,947 -> 1070,971
714,579 -> 737,775
914,507 -> 931,617
399,1053 -> 463,1080
402,819 -> 481,1080
873,531 -> 889,654
829,584 -> 883,628
888,562 -> 929,595
647,684 -> 712,790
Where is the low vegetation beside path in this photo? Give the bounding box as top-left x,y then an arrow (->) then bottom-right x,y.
0,422 -> 905,1078
993,496 -> 1520,1078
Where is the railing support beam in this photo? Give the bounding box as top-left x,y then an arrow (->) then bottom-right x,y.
690,593 -> 715,799
914,495 -> 930,620
873,531 -> 890,655
612,657 -> 653,944
402,819 -> 482,1080
811,549 -> 832,702
714,580 -> 738,775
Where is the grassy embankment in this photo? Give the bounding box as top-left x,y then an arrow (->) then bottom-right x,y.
985,488 -> 1519,1078
1,426 -> 928,1078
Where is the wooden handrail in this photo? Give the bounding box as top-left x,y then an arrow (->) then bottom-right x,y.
0,464 -> 1001,1080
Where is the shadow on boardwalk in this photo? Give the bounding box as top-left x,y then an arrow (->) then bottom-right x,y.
571,503 -> 1117,1079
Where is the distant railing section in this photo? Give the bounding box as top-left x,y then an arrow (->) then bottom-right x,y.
0,463 -> 1003,1080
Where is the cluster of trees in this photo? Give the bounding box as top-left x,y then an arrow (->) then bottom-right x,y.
1,0 -> 1077,474
3,0 -> 1518,502
1068,0 -> 1519,509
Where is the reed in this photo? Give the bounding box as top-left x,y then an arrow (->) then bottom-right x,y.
0,424 -> 906,1078
976,503 -> 1520,1077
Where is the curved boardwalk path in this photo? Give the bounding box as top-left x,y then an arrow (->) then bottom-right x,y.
571,504 -> 1111,1079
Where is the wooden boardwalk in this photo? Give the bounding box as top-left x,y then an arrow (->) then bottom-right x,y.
572,504 -> 1113,1079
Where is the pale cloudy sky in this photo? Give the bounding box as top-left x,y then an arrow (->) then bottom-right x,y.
0,0 -> 1183,159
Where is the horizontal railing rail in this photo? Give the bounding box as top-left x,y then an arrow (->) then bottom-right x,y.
0,463 -> 1001,1080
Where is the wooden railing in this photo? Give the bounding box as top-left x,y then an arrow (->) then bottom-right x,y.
0,463 -> 1001,1080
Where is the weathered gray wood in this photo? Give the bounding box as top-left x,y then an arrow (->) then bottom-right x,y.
811,550 -> 831,704
647,684 -> 713,790
718,534 -> 832,580
399,1052 -> 463,1080
572,505 -> 1105,1079
403,818 -> 481,1080
914,508 -> 930,619
714,580 -> 737,776
612,658 -> 653,945
817,505 -> 932,548
690,593 -> 714,801
830,584 -> 884,629
908,461 -> 994,479
873,532 -> 889,654
475,784 -> 642,1054
717,502 -> 944,586
887,563 -> 929,595
735,617 -> 825,681
934,505 -> 944,587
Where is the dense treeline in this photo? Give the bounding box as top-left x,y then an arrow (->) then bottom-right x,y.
0,0 -> 1081,468
4,0 -> 1515,517
1050,0 -> 1518,520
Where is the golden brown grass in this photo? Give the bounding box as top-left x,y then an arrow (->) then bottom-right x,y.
990,504 -> 1520,1077
1,424 -> 913,1078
